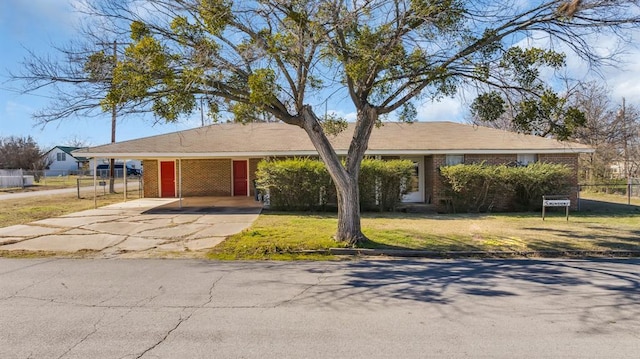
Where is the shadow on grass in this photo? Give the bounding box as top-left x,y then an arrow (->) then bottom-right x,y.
264,197 -> 640,219
577,199 -> 640,215
263,209 -> 523,221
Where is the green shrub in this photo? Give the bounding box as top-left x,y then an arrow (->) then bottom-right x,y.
359,159 -> 414,211
506,162 -> 572,211
256,158 -> 413,212
440,162 -> 572,212
256,158 -> 332,211
439,163 -> 509,212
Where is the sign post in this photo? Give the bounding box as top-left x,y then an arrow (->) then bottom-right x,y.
542,195 -> 570,221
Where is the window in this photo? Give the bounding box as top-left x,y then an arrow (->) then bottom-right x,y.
445,155 -> 464,166
517,154 -> 537,165
56,152 -> 66,161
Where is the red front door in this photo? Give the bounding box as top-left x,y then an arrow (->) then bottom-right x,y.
233,160 -> 248,196
160,161 -> 176,197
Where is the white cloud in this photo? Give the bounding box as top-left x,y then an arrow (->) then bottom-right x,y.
416,97 -> 464,122
507,27 -> 640,107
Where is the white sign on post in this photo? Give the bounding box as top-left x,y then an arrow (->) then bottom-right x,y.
543,199 -> 571,207
542,196 -> 570,221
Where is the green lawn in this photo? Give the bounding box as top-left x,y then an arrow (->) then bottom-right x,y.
209,193 -> 640,260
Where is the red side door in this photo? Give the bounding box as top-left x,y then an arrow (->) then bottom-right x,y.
233,160 -> 248,196
160,161 -> 176,197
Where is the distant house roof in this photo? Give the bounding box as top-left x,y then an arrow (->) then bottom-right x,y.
47,146 -> 89,162
73,121 -> 594,158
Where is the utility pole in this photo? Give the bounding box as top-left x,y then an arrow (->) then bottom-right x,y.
109,40 -> 117,193
97,40 -> 126,193
620,97 -> 631,205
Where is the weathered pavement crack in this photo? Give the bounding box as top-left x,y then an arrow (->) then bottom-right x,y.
201,275 -> 223,307
56,311 -> 108,359
132,276 -> 223,358
135,310 -> 194,359
275,266 -> 330,307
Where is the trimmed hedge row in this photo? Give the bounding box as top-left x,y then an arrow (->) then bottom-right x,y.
439,162 -> 572,212
255,158 -> 414,211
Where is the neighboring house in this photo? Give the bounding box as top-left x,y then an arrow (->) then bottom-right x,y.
609,160 -> 639,180
74,122 -> 594,210
44,146 -> 89,176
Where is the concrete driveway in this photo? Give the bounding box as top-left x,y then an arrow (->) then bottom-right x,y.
0,197 -> 262,256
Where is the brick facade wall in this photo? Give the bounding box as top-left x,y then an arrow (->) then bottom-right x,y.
424,156 -> 434,204
142,160 -> 158,198
180,159 -> 232,196
142,158 -> 265,198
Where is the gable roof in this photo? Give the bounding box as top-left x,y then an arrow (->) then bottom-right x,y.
73,121 -> 593,158
46,146 -> 89,161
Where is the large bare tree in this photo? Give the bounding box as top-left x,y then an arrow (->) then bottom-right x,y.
13,0 -> 640,244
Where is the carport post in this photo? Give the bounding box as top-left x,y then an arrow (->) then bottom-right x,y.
178,159 -> 183,209
93,159 -> 98,209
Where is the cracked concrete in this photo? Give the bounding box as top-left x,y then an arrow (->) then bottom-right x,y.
0,197 -> 262,256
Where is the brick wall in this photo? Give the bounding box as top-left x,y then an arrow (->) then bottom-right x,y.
142,158 -> 267,198
430,155 -> 448,210
180,159 -> 232,196
142,160 -> 158,198
424,156 -> 434,204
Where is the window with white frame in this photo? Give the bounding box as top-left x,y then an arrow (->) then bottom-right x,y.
56,152 -> 66,161
517,154 -> 537,165
445,155 -> 464,166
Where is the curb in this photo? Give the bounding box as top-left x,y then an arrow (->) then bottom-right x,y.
321,248 -> 640,259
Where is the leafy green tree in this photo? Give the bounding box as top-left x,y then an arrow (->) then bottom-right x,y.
14,0 -> 640,244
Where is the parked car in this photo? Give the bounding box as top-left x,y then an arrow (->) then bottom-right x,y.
96,164 -> 141,177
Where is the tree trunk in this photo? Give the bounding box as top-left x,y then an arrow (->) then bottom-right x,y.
297,104 -> 377,246
335,174 -> 367,245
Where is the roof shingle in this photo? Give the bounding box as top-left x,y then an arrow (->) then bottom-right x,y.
74,121 -> 593,158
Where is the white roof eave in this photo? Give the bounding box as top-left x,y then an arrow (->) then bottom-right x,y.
73,147 -> 594,159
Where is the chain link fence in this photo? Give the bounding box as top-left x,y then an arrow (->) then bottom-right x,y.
1,169 -> 143,200
579,179 -> 640,197
578,178 -> 640,208
75,176 -> 143,199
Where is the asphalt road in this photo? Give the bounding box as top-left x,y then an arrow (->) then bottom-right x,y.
1,258 -> 638,358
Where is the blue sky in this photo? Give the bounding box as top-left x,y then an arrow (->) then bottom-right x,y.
2,1 -> 640,150
0,0 -> 204,149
